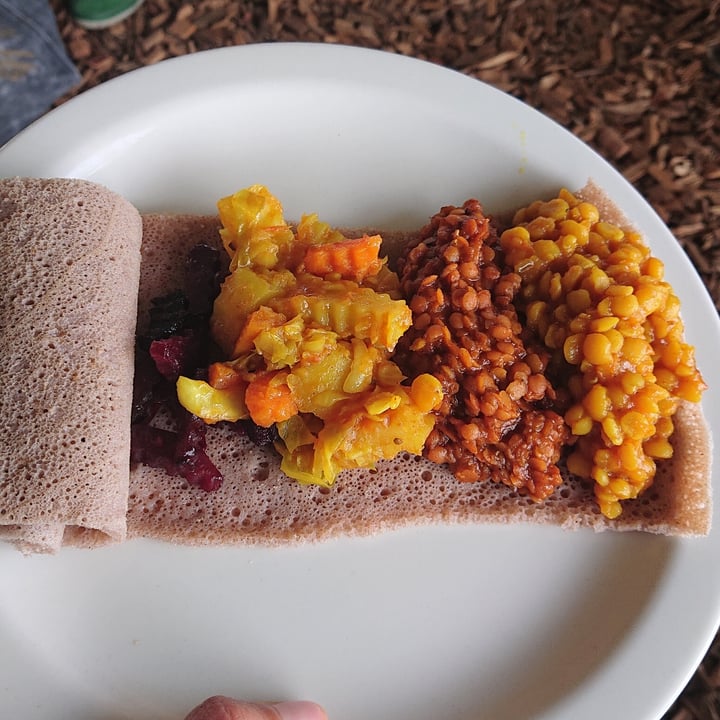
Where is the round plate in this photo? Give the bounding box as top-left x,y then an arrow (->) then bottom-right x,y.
1,44 -> 718,720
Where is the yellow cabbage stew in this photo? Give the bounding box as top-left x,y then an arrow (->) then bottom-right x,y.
176,185 -> 442,486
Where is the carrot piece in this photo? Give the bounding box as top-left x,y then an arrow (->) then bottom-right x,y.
303,234 -> 383,282
245,372 -> 298,427
233,306 -> 286,356
208,362 -> 245,390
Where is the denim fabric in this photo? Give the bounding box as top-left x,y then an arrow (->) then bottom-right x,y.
0,0 -> 80,146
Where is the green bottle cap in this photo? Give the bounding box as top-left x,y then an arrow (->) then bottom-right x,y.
69,0 -> 145,29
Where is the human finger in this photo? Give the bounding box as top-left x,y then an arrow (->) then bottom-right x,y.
184,695 -> 328,720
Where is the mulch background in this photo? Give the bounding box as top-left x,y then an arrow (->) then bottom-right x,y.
48,1 -> 720,718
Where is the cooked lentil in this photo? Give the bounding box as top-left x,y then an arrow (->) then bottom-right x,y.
501,189 -> 706,518
394,200 -> 569,501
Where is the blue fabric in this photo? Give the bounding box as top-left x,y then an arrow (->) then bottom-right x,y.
0,0 -> 81,147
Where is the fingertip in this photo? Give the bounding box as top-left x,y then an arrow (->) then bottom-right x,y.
184,696 -> 328,720
271,700 -> 328,720
184,695 -> 237,719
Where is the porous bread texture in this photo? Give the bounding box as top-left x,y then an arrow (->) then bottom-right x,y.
0,177 -> 142,553
128,399 -> 710,544
127,202 -> 712,544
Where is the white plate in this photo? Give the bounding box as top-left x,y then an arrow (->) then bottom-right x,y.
1,44 -> 718,720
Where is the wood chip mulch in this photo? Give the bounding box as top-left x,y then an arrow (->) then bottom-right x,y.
48,1 -> 720,719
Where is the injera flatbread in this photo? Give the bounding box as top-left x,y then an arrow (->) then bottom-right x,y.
127,191 -> 712,544
0,178 -> 142,553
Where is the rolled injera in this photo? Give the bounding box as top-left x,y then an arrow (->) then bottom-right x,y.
0,177 -> 142,553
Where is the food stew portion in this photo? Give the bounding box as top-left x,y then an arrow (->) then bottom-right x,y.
177,185 -> 443,487
393,200 -> 569,503
133,185 -> 705,521
499,190 -> 705,518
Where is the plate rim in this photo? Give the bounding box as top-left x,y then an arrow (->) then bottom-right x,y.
0,41 -> 718,720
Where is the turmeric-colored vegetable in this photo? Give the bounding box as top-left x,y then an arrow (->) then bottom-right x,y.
208,361 -> 245,390
176,376 -> 248,424
176,185 -> 442,487
233,306 -> 286,356
244,371 -> 298,428
269,279 -> 411,351
211,267 -> 295,357
277,378 -> 441,486
302,234 -> 383,282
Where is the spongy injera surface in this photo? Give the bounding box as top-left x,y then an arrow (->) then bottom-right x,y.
127,213 -> 712,544
0,177 -> 142,553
